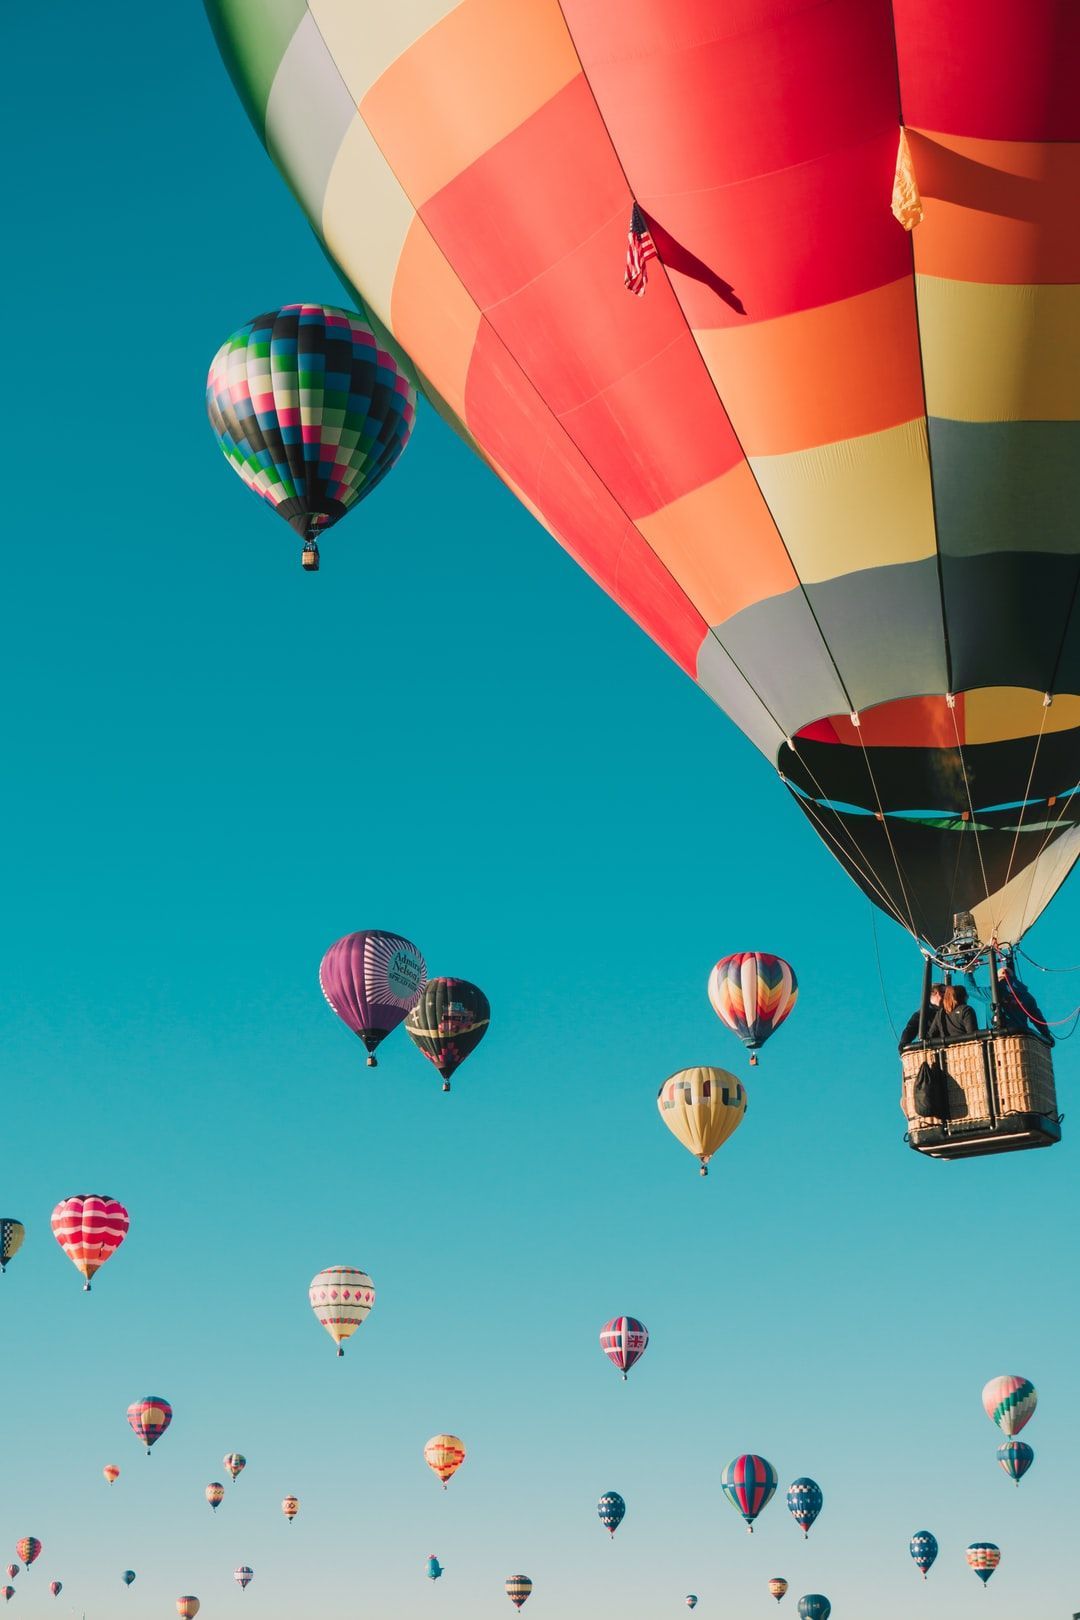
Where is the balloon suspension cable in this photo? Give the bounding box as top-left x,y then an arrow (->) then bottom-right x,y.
851,714 -> 922,939
1000,966 -> 1080,1036
869,903 -> 900,1041
946,696 -> 994,917
1001,695 -> 1052,897
1018,945 -> 1080,973
1016,775 -> 1080,939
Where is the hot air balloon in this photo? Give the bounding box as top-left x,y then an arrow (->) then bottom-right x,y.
235,1568 -> 253,1591
1,1589 -> 12,1603
768,1580 -> 789,1603
103,1465 -> 120,1485
3,1572 -> 15,1585
320,931 -> 427,1066
126,1397 -> 172,1454
997,1440 -> 1034,1484
50,1196 -> 128,1290
786,1479 -> 823,1539
15,1542 -> 40,1573
308,1266 -> 375,1356
121,1572 -> 136,1588
208,5 -> 1080,1041
282,1497 -> 299,1523
424,1436 -> 466,1489
709,955 -> 798,1064
599,1317 -> 649,1380
176,1598 -> 200,1619
597,1491 -> 625,1537
205,1482 -> 225,1511
983,1375 -> 1037,1436
425,1557 -> 443,1583
966,1544 -> 1000,1585
0,1220 -> 24,1273
796,1599 -> 830,1620
48,1584 -> 61,1599
405,978 -> 490,1092
721,1455 -> 777,1533
224,1453 -> 246,1481
505,1575 -> 532,1609
656,1067 -> 746,1174
910,1531 -> 938,1579
206,304 -> 416,572
685,1598 -> 698,1610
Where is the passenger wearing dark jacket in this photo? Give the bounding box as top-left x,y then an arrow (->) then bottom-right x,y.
898,984 -> 943,1051
997,963 -> 1054,1045
928,983 -> 978,1042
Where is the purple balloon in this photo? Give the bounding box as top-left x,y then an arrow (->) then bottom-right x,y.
320,931 -> 427,1066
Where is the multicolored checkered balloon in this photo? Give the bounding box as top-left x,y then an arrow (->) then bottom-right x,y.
966,1543 -> 1000,1584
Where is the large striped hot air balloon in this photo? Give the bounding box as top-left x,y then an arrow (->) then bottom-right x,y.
282,1497 -> 299,1523
205,1483 -> 225,1511
50,1196 -> 128,1290
657,1067 -> 746,1175
320,931 -> 427,1066
909,1531 -> 938,1579
224,1453 -> 246,1481
15,1541 -> 41,1573
768,1579 -> 789,1603
786,1479 -> 823,1539
405,978 -> 490,1091
997,1440 -> 1034,1484
0,1220 -> 25,1274
206,305 -> 416,571
308,1266 -> 375,1356
599,1317 -> 649,1380
424,1435 -> 466,1490
708,955 -> 797,1064
234,1568 -> 253,1591
126,1397 -> 172,1454
983,1374 -> 1037,1435
597,1491 -> 625,1537
966,1543 -> 1000,1585
721,1455 -> 778,1532
207,2 -> 1080,961
505,1575 -> 532,1609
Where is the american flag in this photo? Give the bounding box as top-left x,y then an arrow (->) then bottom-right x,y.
624,202 -> 658,296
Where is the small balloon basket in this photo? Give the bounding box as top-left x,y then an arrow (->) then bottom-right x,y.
900,1031 -> 1061,1159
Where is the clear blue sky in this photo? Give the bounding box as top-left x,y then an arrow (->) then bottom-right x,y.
3,6 -> 1078,1618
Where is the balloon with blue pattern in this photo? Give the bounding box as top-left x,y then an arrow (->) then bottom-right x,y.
597,1491 -> 625,1537
796,1597 -> 830,1620
425,1556 -> 443,1582
786,1478 -> 823,1538
909,1531 -> 938,1579
997,1440 -> 1034,1485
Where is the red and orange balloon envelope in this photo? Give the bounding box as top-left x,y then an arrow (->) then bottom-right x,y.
103,1465 -> 120,1485
50,1195 -> 129,1290
769,1579 -> 789,1603
424,1435 -> 466,1489
599,1317 -> 649,1380
126,1396 -> 172,1454
15,1541 -> 41,1572
320,930 -> 427,1066
405,978 -> 490,1091
281,1497 -> 299,1523
205,1483 -> 225,1511
708,954 -> 797,1064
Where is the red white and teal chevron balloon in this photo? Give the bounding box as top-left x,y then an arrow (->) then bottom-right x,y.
982,1374 -> 1036,1435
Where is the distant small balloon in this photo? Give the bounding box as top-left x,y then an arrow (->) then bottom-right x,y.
997,1440 -> 1034,1484
0,1220 -> 25,1273
982,1375 -> 1036,1436
1,1588 -> 13,1603
708,953 -> 797,1063
909,1531 -> 938,1579
685,1597 -> 698,1610
656,1066 -> 746,1174
597,1491 -> 625,1537
224,1453 -> 246,1481
319,931 -> 427,1066
234,1568 -> 253,1591
48,1583 -> 61,1599
15,1541 -> 41,1572
721,1455 -> 777,1532
50,1195 -> 129,1290
103,1465 -> 120,1485
424,1435 -> 466,1489
176,1598 -> 200,1619
121,1571 -> 136,1587
126,1396 -> 172,1454
205,1482 -> 225,1511
425,1557 -> 443,1583
768,1579 -> 789,1603
405,978 -> 490,1091
786,1479 -> 823,1539
308,1266 -> 375,1356
599,1317 -> 649,1381
966,1543 -> 1000,1585
505,1575 -> 532,1609
282,1497 -> 299,1523
796,1599 -> 830,1620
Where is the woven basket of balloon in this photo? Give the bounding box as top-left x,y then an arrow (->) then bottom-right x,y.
900,1031 -> 1060,1160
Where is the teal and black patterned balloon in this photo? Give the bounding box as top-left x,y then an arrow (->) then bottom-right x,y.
997,1440 -> 1034,1485
207,304 -> 416,567
597,1491 -> 625,1537
796,1598 -> 830,1620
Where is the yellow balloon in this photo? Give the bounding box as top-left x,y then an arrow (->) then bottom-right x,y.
657,1067 -> 746,1175
424,1435 -> 466,1489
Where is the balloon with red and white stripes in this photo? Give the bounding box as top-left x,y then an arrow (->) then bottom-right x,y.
721,1454 -> 778,1532
126,1397 -> 172,1455
599,1317 -> 649,1381
234,1569 -> 253,1591
50,1195 -> 129,1290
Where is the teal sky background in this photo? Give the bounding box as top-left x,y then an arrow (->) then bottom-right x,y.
4,5 -> 1079,1618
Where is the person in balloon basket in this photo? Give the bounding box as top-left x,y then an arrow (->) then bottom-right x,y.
898,982 -> 943,1051
899,983 -> 976,1050
995,956 -> 1054,1045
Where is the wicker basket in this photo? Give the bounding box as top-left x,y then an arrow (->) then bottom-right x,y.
900,1031 -> 1060,1158
993,1032 -> 1057,1118
901,1039 -> 990,1129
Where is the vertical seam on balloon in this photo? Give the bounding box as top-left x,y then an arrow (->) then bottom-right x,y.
886,9 -> 953,693
551,0 -> 861,733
